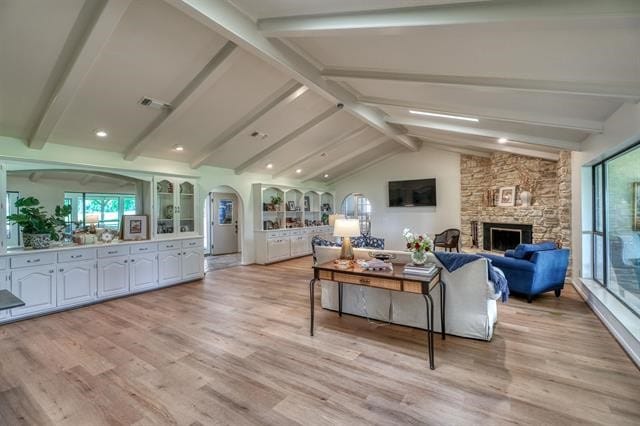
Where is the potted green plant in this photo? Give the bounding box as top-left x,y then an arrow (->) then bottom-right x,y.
7,197 -> 72,249
270,194 -> 282,206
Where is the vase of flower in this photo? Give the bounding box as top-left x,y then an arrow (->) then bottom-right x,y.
402,228 -> 433,266
520,190 -> 532,207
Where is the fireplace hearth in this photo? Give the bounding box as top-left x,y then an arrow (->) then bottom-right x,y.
482,222 -> 532,252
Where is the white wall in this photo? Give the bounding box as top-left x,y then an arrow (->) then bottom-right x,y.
334,145 -> 461,250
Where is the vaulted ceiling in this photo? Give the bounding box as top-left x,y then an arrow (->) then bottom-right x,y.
1,0 -> 638,183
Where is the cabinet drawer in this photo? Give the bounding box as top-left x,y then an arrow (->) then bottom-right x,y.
58,248 -> 96,263
403,280 -> 424,294
97,245 -> 129,258
318,270 -> 333,280
0,257 -> 8,270
333,272 -> 401,291
11,253 -> 57,269
181,238 -> 201,249
158,241 -> 180,251
130,243 -> 158,254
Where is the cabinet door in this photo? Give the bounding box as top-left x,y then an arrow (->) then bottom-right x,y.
158,249 -> 182,286
57,260 -> 97,307
267,238 -> 290,262
130,253 -> 158,292
155,178 -> 177,237
177,180 -> 196,235
97,256 -> 130,298
0,271 -> 10,320
11,265 -> 56,316
182,248 -> 203,281
292,235 -> 310,256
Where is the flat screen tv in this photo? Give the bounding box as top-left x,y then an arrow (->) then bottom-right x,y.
388,178 -> 436,207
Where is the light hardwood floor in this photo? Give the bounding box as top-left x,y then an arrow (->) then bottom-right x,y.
0,256 -> 638,425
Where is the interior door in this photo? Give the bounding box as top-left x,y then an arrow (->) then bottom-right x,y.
211,192 -> 238,255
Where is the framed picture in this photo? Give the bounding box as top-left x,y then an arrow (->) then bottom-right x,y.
304,196 -> 310,212
121,215 -> 149,241
286,200 -> 295,211
497,186 -> 516,207
634,182 -> 640,231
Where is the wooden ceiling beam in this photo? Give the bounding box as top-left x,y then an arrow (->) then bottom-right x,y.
28,0 -> 133,149
165,0 -> 420,151
124,41 -> 239,161
271,125 -> 369,178
190,79 -> 306,168
234,105 -> 341,174
388,117 -> 581,151
258,0 -> 640,37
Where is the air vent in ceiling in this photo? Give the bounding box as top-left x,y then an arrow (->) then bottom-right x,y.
250,131 -> 268,140
138,97 -> 172,110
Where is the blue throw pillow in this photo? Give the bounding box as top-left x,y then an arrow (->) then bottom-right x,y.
513,241 -> 557,260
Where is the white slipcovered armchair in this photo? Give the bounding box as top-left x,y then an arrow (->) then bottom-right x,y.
314,246 -> 501,341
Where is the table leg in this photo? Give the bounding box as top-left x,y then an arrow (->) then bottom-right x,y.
338,282 -> 343,317
309,278 -> 316,336
440,280 -> 446,340
423,293 -> 435,370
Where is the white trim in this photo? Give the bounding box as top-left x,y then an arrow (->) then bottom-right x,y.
572,278 -> 640,367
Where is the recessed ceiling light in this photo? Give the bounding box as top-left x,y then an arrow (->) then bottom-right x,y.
95,129 -> 108,138
409,110 -> 479,122
295,169 -> 302,174
498,137 -> 508,144
323,174 -> 329,178
173,145 -> 184,152
266,163 -> 273,169
320,152 -> 327,157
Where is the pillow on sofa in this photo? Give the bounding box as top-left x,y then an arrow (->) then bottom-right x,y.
513,241 -> 557,260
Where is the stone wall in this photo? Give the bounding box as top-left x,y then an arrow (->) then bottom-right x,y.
460,152 -> 572,276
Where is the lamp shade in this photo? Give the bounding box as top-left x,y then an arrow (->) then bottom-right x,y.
333,218 -> 360,238
328,214 -> 345,226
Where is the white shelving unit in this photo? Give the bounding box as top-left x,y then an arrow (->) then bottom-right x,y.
253,183 -> 335,264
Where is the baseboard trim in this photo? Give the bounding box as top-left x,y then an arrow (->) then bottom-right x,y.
572,279 -> 640,368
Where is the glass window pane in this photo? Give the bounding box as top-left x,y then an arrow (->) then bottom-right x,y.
594,164 -> 603,232
218,200 -> 233,225
604,144 -> 640,315
594,234 -> 604,283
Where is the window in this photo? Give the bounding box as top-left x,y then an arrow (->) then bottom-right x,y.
218,200 -> 233,225
592,143 -> 640,316
65,192 -> 137,231
341,193 -> 372,236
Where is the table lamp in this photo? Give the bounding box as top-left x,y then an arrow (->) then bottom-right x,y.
328,214 -> 344,226
334,218 -> 360,260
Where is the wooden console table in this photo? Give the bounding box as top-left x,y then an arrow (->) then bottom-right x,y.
310,262 -> 445,369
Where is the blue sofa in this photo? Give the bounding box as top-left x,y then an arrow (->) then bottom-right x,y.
480,242 -> 569,303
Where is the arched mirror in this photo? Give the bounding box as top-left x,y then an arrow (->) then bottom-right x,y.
341,193 -> 372,236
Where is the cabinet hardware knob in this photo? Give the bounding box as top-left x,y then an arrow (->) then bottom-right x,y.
49,270 -> 54,274
131,259 -> 135,262
359,278 -> 370,284
59,269 -> 64,272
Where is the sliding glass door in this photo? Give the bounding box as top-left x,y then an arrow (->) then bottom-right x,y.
593,143 -> 640,316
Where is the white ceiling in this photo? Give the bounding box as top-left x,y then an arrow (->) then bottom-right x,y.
1,0 -> 639,183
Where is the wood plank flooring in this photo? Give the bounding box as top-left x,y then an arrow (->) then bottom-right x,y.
0,256 -> 638,425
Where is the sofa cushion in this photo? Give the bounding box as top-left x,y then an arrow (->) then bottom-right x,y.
513,241 -> 557,260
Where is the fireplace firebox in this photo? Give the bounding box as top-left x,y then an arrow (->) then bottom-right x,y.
482,222 -> 532,252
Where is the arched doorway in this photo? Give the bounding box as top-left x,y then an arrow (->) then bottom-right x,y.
341,193 -> 372,236
205,185 -> 244,271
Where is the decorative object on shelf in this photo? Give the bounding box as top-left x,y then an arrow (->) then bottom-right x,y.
286,200 -> 295,211
519,190 -> 532,207
518,163 -> 540,207
471,220 -> 479,248
368,251 -> 397,262
403,228 -> 433,266
165,205 -> 174,219
334,218 -> 360,260
321,203 -> 331,212
98,228 -> 118,243
497,186 -> 516,207
7,197 -> 72,249
304,196 -> 310,211
121,215 -> 149,241
634,182 -> 640,231
270,194 -> 282,207
482,189 -> 496,207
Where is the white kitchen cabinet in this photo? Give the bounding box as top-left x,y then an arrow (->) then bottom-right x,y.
291,234 -> 310,257
267,237 -> 291,262
158,249 -> 182,286
0,270 -> 10,319
154,178 -> 198,239
11,265 -> 56,317
97,255 -> 129,298
57,260 -> 97,307
181,248 -> 203,281
130,253 -> 158,293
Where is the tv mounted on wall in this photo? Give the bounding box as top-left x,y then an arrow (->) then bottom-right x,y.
388,178 -> 437,207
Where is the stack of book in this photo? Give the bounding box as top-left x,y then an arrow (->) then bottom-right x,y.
403,263 -> 437,278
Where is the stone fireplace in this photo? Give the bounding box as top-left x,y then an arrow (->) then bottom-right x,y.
482,222 -> 532,252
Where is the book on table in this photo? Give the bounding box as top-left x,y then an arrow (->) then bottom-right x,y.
403,263 -> 437,277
